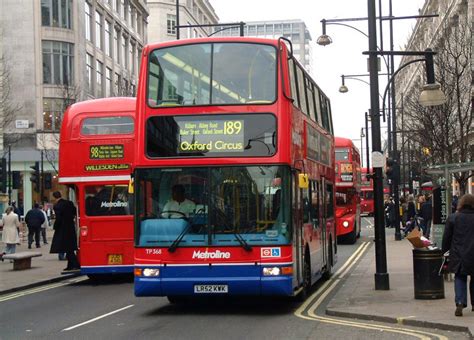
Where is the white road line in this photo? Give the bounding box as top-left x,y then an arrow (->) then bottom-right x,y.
62,304 -> 134,331
363,217 -> 374,228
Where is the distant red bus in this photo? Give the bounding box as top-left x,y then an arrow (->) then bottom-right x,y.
334,137 -> 361,244
59,97 -> 135,278
360,167 -> 374,216
133,37 -> 337,300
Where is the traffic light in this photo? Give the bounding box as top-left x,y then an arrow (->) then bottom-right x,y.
44,173 -> 52,189
30,161 -> 40,192
385,157 -> 395,179
12,171 -> 21,189
0,158 -> 6,193
385,157 -> 399,181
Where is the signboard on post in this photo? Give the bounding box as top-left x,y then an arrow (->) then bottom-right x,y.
431,186 -> 447,246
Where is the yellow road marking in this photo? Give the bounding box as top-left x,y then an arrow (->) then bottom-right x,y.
294,242 -> 448,340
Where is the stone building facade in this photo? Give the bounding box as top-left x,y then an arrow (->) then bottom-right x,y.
0,0 -> 148,211
394,0 -> 473,194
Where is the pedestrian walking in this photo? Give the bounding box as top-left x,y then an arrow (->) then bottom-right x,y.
50,191 -> 80,272
25,203 -> 46,249
39,204 -> 49,245
420,195 -> 433,238
442,193 -> 474,317
1,206 -> 21,259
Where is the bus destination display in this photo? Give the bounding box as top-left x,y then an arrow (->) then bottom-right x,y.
178,120 -> 244,153
90,144 -> 124,159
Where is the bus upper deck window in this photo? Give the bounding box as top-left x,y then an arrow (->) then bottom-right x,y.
81,116 -> 134,135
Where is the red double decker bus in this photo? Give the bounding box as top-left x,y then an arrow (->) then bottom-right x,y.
59,97 -> 135,279
132,37 -> 336,300
334,137 -> 361,244
360,167 -> 374,216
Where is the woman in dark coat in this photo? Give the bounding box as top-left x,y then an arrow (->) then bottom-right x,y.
442,193 -> 474,317
50,191 -> 79,271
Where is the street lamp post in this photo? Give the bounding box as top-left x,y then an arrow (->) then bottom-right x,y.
368,0 -> 389,290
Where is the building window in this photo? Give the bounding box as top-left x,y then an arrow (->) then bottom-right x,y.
106,67 -> 112,97
122,34 -> 127,69
41,0 -> 72,29
120,0 -> 125,19
130,7 -> 136,31
114,72 -> 121,95
105,20 -> 112,56
114,27 -> 120,63
167,14 -> 176,35
86,53 -> 93,93
43,98 -> 66,131
129,42 -> 134,74
95,11 -> 102,49
42,41 -> 74,85
96,60 -> 103,97
85,2 -> 92,41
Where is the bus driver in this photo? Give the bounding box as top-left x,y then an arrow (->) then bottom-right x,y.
162,184 -> 196,218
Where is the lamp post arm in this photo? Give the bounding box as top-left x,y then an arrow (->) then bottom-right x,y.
381,58 -> 426,120
325,22 -> 389,71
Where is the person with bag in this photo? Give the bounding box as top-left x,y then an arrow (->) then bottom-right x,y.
1,206 -> 21,259
442,193 -> 474,317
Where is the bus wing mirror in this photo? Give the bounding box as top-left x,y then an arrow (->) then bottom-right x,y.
298,173 -> 309,189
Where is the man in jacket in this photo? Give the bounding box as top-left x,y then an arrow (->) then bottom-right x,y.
50,191 -> 79,272
25,203 -> 46,249
442,193 -> 474,317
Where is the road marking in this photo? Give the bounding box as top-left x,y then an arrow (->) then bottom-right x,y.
363,217 -> 374,229
0,277 -> 88,302
62,304 -> 134,331
294,242 -> 448,340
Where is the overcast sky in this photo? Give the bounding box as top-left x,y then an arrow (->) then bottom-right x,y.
209,0 -> 427,157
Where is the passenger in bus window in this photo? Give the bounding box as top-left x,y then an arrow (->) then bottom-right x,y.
162,184 -> 196,218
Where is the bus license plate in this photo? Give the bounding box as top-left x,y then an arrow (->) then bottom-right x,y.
194,285 -> 228,293
108,254 -> 122,265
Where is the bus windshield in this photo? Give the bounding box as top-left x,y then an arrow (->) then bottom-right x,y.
335,148 -> 349,161
135,165 -> 291,247
147,42 -> 277,107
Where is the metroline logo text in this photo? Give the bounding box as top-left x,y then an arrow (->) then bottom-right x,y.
192,250 -> 231,259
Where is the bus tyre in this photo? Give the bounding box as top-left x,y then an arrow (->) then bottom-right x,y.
296,254 -> 311,302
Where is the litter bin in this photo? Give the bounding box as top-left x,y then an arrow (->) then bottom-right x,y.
412,248 -> 445,299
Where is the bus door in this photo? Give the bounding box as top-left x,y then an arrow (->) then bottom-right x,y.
320,178 -> 328,267
293,173 -> 304,287
310,180 -> 323,272
67,186 -> 80,240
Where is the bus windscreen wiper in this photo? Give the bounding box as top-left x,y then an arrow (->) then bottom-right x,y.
168,223 -> 192,253
232,230 -> 252,252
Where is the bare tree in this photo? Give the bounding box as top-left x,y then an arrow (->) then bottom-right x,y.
0,53 -> 23,151
403,13 -> 473,193
37,81 -> 81,175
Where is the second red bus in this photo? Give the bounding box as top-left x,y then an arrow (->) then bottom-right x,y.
335,137 -> 361,244
59,97 -> 135,278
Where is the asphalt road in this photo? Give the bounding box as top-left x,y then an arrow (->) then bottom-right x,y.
0,217 -> 469,340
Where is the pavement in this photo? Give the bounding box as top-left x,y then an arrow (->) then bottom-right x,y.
327,228 -> 474,338
1,226 -> 473,337
0,227 -> 79,295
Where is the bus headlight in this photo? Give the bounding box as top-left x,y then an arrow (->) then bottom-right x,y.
343,221 -> 350,228
143,268 -> 160,277
263,267 -> 281,276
